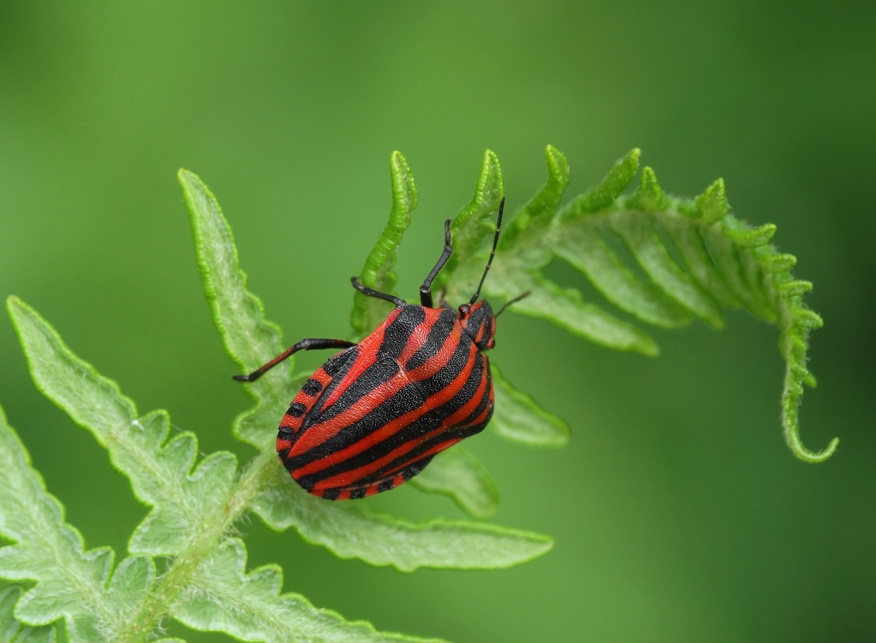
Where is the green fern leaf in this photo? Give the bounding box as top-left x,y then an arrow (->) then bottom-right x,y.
447,147 -> 835,462
8,298 -> 238,558
249,471 -> 550,572
180,170 -> 287,399
350,151 -> 419,338
491,366 -> 570,448
437,149 -> 504,291
409,448 -> 500,520
564,148 -> 641,216
0,402 -> 154,641
0,586 -> 56,643
172,538 -> 437,642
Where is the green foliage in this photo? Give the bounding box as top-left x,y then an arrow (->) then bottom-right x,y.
0,586 -> 56,642
444,146 -> 835,463
0,147 -> 834,642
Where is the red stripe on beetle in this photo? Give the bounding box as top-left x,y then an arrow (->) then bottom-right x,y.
293,342 -> 479,479
397,310 -> 443,365
317,313 -> 396,410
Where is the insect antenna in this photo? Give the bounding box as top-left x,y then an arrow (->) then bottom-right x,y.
469,197 -> 506,305
495,291 -> 530,317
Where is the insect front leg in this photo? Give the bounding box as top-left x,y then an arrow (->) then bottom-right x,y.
233,338 -> 356,383
350,277 -> 408,307
419,219 -> 453,308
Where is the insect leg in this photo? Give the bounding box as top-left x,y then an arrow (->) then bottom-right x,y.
350,277 -> 408,307
233,338 -> 356,383
419,219 -> 453,308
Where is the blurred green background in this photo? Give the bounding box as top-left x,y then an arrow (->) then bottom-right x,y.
1,2 -> 874,641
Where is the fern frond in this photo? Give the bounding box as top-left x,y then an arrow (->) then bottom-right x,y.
350,151 -> 418,338
7,298 -> 239,559
440,149 -> 505,287
0,401 -> 153,641
446,146 -> 835,462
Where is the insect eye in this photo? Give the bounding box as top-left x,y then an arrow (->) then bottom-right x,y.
458,304 -> 471,318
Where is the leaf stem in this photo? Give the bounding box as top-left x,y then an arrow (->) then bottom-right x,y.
118,451 -> 277,641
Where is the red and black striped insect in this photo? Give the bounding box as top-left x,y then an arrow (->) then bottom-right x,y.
234,198 -> 524,500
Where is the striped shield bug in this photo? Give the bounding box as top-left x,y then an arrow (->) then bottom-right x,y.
234,198 -> 526,500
